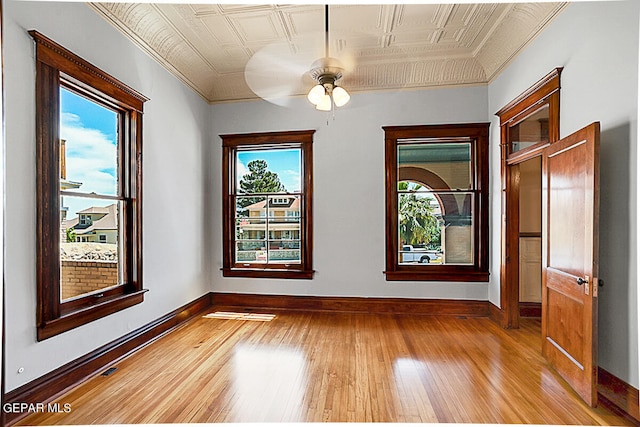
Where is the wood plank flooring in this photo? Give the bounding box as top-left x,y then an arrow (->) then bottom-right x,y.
19,310 -> 632,425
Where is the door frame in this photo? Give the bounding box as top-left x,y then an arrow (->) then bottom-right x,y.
502,148 -> 546,328
496,68 -> 561,328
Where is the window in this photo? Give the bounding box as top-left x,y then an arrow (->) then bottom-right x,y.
497,67 -> 561,161
383,123 -> 490,282
31,31 -> 147,340
221,130 -> 314,279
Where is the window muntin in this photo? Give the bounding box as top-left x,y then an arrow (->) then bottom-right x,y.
221,131 -> 314,279
384,123 -> 489,282
32,30 -> 147,340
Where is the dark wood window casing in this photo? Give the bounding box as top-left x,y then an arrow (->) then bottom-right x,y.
383,123 -> 490,282
221,130 -> 314,280
31,30 -> 148,341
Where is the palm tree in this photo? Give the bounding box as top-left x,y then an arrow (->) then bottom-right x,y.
398,181 -> 440,247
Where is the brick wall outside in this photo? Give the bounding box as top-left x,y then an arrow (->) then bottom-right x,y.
61,260 -> 118,300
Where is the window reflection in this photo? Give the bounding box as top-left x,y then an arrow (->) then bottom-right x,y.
508,104 -> 550,154
232,344 -> 307,420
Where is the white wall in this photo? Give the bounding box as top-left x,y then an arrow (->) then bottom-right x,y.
210,86 -> 489,300
4,1 -> 211,391
488,1 -> 639,387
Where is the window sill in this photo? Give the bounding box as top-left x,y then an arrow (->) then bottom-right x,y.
222,267 -> 314,280
384,270 -> 490,282
37,289 -> 148,341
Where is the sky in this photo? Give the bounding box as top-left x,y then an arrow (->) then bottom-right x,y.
237,149 -> 302,193
60,87 -> 119,219
60,87 -> 302,219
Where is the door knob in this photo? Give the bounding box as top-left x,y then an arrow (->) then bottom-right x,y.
577,277 -> 588,285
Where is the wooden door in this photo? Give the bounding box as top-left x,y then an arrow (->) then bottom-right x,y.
541,122 -> 600,406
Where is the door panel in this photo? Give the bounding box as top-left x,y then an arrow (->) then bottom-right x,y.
542,122 -> 599,407
519,237 -> 542,303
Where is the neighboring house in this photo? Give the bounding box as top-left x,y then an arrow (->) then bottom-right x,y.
240,197 -> 300,249
64,204 -> 118,244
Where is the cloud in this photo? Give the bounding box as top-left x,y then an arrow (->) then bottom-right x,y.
236,160 -> 249,185
61,112 -> 118,219
61,112 -> 117,196
282,169 -> 301,193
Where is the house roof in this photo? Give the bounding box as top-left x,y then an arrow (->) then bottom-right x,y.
245,197 -> 300,211
64,204 -> 118,234
78,206 -> 112,214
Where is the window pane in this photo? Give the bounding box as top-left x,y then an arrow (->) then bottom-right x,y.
508,104 -> 550,153
60,196 -> 121,301
397,191 -> 474,266
440,192 -> 474,265
397,187 -> 442,264
397,142 -> 472,190
237,148 -> 302,194
236,195 -> 267,263
60,87 -> 119,197
267,195 -> 301,263
234,149 -> 303,265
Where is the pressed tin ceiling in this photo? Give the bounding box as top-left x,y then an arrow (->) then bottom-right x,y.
89,3 -> 568,104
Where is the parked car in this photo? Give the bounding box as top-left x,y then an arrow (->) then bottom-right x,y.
401,245 -> 439,263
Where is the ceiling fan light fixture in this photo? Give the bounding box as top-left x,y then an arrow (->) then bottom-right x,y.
332,86 -> 350,107
308,4 -> 350,114
315,94 -> 332,111
307,84 -> 326,105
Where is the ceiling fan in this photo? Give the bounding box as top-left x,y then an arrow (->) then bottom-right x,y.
305,5 -> 350,111
244,4 -> 352,110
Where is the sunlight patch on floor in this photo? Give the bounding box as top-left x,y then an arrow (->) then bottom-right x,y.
204,311 -> 276,321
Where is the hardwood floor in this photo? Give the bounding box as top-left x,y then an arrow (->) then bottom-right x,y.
19,310 -> 632,425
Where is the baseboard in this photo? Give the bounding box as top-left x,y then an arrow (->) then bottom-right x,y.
211,292 -> 490,317
519,302 -> 542,317
488,302 -> 504,325
598,367 -> 640,424
4,293 -> 212,426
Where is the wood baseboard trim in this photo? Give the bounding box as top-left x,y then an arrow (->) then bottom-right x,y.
598,367 -> 640,424
488,302 -> 504,325
211,292 -> 490,317
4,293 -> 212,426
519,302 -> 542,317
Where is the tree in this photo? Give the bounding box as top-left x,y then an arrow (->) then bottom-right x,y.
238,160 -> 286,208
398,181 -> 440,247
66,227 -> 76,243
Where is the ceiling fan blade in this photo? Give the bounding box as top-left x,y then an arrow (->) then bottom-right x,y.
245,38 -> 322,107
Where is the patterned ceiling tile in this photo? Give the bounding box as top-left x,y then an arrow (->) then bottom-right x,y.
89,2 -> 567,104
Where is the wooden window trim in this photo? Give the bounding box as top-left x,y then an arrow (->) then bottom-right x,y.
221,130 -> 314,280
383,123 -> 490,282
31,30 -> 148,341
